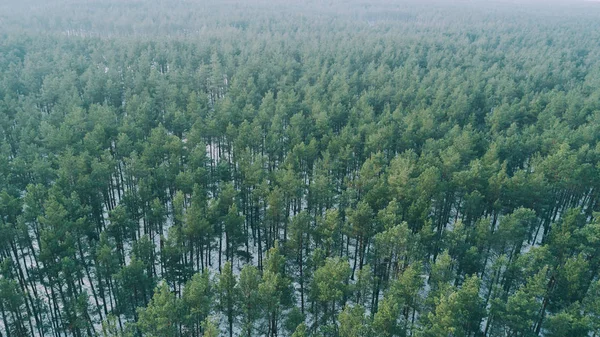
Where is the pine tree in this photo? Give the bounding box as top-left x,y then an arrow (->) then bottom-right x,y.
137,282 -> 180,337
218,261 -> 238,337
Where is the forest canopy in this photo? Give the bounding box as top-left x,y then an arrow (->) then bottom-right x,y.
1,0 -> 600,336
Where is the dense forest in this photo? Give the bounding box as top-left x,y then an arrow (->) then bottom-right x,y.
1,0 -> 600,336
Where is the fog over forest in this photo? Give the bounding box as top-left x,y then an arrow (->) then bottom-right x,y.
0,1 -> 599,337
